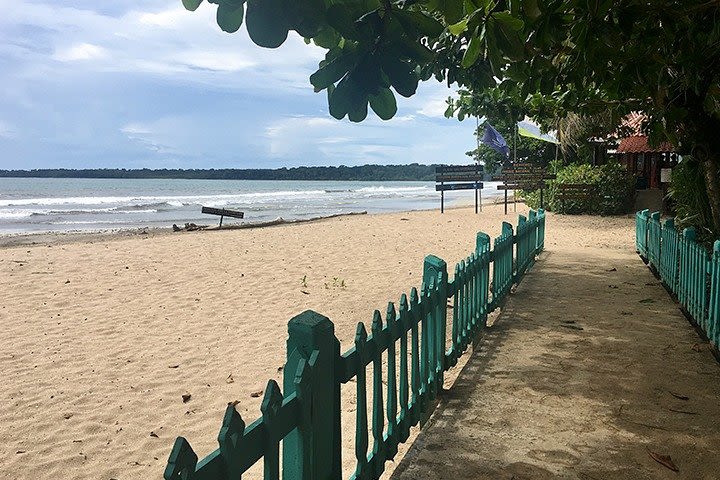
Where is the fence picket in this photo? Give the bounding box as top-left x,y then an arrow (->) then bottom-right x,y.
385,303 -> 398,460
397,295 -> 410,441
353,323 -> 369,480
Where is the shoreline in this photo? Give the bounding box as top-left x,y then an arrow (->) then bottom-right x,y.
0,194 -> 517,249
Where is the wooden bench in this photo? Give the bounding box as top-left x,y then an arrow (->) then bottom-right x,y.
201,206 -> 244,227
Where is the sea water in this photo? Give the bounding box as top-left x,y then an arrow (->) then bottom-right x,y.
0,177 -> 504,234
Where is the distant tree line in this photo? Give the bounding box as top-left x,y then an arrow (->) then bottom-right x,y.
0,164 -> 443,181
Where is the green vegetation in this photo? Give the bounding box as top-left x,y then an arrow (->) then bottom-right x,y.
182,0 -> 720,239
0,164 -> 439,181
668,160 -> 718,246
523,161 -> 635,215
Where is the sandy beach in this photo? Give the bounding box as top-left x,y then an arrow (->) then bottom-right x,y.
0,203 -> 636,479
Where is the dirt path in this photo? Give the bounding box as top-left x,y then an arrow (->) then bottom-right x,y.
391,242 -> 720,479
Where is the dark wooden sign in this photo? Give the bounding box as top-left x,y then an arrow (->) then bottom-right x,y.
435,164 -> 485,214
201,206 -> 245,227
492,163 -> 556,214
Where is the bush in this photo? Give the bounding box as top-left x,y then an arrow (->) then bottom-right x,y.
521,161 -> 635,215
668,158 -> 717,244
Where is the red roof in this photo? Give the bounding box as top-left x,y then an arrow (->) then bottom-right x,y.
617,135 -> 674,153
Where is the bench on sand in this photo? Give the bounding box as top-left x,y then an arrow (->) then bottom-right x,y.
201,206 -> 244,227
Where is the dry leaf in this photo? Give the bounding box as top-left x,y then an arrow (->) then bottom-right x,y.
648,451 -> 679,472
277,366 -> 284,372
250,390 -> 263,398
300,290 -> 310,295
168,365 -> 179,369
669,391 -> 689,401
226,374 -> 234,384
150,432 -> 159,438
607,267 -> 617,272
181,393 -> 192,403
63,413 -> 73,420
228,400 -> 240,407
691,343 -> 703,352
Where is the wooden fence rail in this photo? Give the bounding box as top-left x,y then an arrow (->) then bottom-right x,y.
635,211 -> 720,355
165,209 -> 547,480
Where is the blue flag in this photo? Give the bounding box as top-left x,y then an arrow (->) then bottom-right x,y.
481,123 -> 510,157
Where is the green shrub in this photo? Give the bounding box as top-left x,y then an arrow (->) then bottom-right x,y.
668,158 -> 717,244
520,161 -> 635,215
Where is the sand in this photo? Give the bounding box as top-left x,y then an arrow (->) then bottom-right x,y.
0,203 -> 637,479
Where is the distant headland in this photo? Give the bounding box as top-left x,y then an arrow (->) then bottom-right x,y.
0,164 -> 441,182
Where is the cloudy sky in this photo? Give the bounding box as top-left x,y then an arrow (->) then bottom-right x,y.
0,0 -> 479,170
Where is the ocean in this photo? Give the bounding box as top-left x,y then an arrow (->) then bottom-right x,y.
0,177 -> 505,234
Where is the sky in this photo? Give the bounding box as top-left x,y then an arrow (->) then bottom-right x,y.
0,0 -> 480,170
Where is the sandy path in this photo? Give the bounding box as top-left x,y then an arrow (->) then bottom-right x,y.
391,230 -> 720,479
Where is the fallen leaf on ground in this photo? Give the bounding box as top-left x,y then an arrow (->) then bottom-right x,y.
228,400 -> 240,407
182,393 -> 192,403
648,451 -> 679,472
150,432 -> 159,438
250,390 -> 263,398
300,290 -> 310,295
691,343 -> 703,352
168,365 -> 179,369
63,413 -> 73,419
667,408 -> 697,415
669,391 -> 689,400
277,366 -> 283,372
560,324 -> 584,330
226,374 -> 234,384
607,267 -> 617,272
16,450 -> 25,454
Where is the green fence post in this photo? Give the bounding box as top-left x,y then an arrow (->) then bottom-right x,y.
711,241 -> 720,349
476,232 -> 491,327
283,310 -> 341,480
423,255 -> 448,389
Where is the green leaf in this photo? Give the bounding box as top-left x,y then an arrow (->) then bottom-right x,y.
369,88 -> 397,120
216,2 -> 245,33
310,52 -> 357,90
347,96 -> 368,122
428,0 -> 464,25
182,0 -> 203,12
448,19 -> 468,36
329,76 -> 361,119
381,57 -> 418,97
491,11 -> 524,31
407,11 -> 445,37
246,0 -> 289,48
462,33 -> 482,68
397,36 -> 435,63
522,0 -> 541,20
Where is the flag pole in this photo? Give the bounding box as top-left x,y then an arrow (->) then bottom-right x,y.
513,122 -> 517,212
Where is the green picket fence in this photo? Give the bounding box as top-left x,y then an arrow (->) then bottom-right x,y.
165,209 -> 547,480
636,209 -> 650,261
635,211 -> 720,352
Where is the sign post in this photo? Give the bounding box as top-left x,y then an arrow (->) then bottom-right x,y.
435,165 -> 485,214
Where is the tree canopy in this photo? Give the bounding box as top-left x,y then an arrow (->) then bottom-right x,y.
183,0 -> 720,234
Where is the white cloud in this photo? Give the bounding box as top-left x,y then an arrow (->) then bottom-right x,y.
0,120 -> 18,139
53,43 -> 107,61
172,50 -> 256,72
